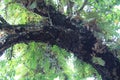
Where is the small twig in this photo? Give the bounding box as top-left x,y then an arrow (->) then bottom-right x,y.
10,45 -> 14,60
76,0 -> 88,14
47,11 -> 53,26
47,4 -> 53,26
0,15 -> 9,25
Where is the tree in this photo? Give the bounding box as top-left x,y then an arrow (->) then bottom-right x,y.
0,0 -> 120,80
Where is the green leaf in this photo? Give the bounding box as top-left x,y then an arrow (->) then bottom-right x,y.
29,1 -> 37,9
92,56 -> 105,66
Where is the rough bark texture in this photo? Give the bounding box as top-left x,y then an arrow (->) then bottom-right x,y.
0,1 -> 120,80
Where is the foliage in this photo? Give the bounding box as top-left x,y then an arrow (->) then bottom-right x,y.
0,43 -> 101,80
0,0 -> 41,24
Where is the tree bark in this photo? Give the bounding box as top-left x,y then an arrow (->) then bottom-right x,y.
0,1 -> 120,80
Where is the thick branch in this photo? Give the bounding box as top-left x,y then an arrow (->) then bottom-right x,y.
0,22 -> 120,80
